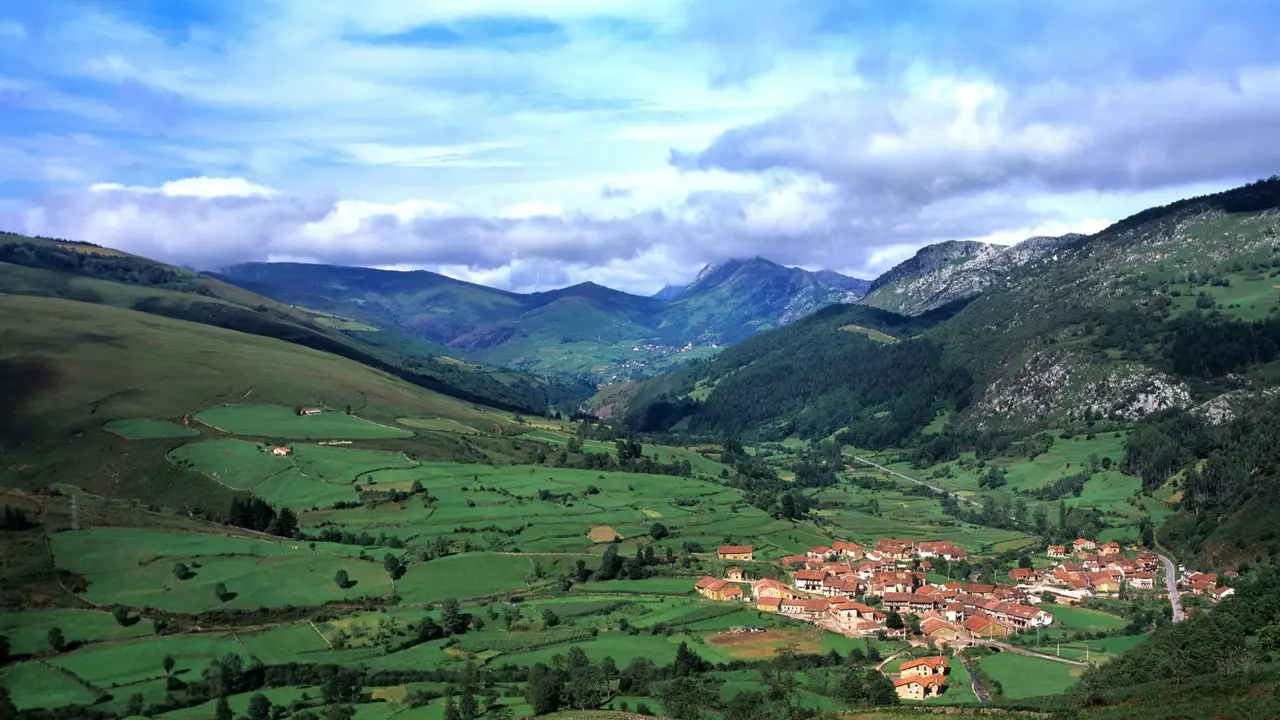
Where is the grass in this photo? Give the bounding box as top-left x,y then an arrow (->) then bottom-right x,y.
168,439 -> 299,490
839,324 -> 899,343
0,609 -> 156,655
195,405 -> 414,440
49,528 -> 394,612
980,651 -> 1082,700
103,419 -> 199,440
394,553 -> 541,603
1044,604 -> 1129,633
0,661 -> 101,709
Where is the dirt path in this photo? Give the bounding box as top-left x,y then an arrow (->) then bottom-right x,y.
875,649 -> 907,671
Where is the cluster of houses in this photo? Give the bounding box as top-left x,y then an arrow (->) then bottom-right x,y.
1034,538 -> 1161,595
697,539 -> 1054,641
893,656 -> 949,700
1180,570 -> 1236,603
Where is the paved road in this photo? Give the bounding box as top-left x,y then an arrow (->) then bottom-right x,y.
971,639 -> 1088,667
1159,553 -> 1185,622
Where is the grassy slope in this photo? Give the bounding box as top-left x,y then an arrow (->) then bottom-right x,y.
0,294 -> 518,504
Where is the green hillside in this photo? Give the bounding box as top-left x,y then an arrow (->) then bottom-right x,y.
0,294 -> 530,507
0,232 -> 590,413
219,257 -> 869,380
611,177 -> 1280,567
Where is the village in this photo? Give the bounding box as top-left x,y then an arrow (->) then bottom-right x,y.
693,535 -> 1231,700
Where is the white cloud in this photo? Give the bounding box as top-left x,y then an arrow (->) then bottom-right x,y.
90,177 -> 280,198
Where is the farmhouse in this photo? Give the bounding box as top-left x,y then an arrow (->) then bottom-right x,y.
900,656 -> 948,678
1129,571 -> 1155,590
1212,586 -> 1235,602
1008,568 -> 1037,583
299,407 -> 323,416
1072,538 -> 1097,555
726,567 -> 748,582
1099,541 -> 1122,556
832,540 -> 864,559
751,578 -> 796,600
962,614 -> 1012,638
920,616 -> 960,642
270,446 -> 292,456
757,597 -> 783,612
718,545 -> 754,561
794,569 -> 829,592
894,675 -> 944,700
807,545 -> 832,559
1047,545 -> 1067,558
695,577 -> 745,602
779,598 -> 829,618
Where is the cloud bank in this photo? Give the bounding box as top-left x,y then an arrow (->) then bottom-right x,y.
2,1 -> 1279,292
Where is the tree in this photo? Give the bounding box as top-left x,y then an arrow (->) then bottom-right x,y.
723,690 -> 770,720
837,667 -> 868,705
326,706 -> 355,720
864,670 -> 898,706
0,636 -> 9,666
383,553 -> 405,580
441,598 -> 469,635
525,663 -> 566,715
112,606 -> 132,626
650,522 -> 669,540
214,695 -> 232,720
247,692 -> 271,720
214,582 -> 231,602
173,562 -> 191,580
269,507 -> 299,538
884,611 -> 904,630
335,569 -> 351,588
658,674 -> 723,720
1018,555 -> 1033,569
442,697 -> 460,720
163,655 -> 176,675
416,616 -> 444,642
47,627 -> 65,652
124,692 -> 144,716
542,608 -> 561,627
566,646 -> 607,709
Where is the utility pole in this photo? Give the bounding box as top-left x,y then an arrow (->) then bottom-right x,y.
71,493 -> 80,531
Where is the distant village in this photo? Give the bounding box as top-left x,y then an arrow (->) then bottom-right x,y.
694,532 -> 1227,699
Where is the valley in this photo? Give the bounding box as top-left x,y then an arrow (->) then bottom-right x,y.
3,178 -> 1280,720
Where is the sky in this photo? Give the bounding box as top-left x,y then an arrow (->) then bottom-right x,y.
3,1 -> 1280,294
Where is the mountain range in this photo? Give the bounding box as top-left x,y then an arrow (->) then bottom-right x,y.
219,256 -> 870,380
606,176 -> 1280,566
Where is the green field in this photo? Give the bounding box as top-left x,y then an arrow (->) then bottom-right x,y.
195,405 -> 414,440
103,418 -> 200,440
49,528 -> 395,612
979,651 -> 1083,699
0,609 -> 156,655
169,439 -> 299,490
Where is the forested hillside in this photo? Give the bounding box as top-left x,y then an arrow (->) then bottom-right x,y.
611,177 -> 1280,567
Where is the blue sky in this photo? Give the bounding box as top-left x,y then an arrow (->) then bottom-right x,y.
2,1 -> 1279,292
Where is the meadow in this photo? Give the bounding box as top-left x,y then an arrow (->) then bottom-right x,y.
979,652 -> 1083,700
104,419 -> 200,440
195,405 -> 414,440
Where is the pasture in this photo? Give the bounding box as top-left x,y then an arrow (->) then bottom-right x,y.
104,419 -> 199,440
168,439 -> 298,490
979,651 -> 1082,699
195,405 -> 414,440
49,528 -> 394,612
0,609 -> 156,655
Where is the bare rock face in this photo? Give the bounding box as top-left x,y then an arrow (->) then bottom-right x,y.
861,235 -> 1082,316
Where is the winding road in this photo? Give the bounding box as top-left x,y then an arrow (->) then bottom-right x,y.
1159,553 -> 1185,622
